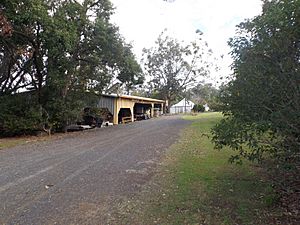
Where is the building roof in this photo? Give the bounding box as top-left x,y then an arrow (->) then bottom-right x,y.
101,93 -> 165,103
170,98 -> 195,107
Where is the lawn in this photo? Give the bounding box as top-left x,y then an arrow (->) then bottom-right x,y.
0,137 -> 31,149
112,112 -> 277,224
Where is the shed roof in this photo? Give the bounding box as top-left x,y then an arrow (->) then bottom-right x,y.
101,93 -> 165,103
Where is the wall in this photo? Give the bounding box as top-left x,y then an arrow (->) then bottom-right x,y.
113,98 -> 135,124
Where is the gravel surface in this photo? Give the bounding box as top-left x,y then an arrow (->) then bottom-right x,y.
0,115 -> 190,225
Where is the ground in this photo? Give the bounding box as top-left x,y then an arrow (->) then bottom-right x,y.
0,115 -> 189,224
0,113 -> 290,224
109,113 -> 285,225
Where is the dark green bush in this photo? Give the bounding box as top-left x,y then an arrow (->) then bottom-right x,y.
0,94 -> 44,136
193,104 -> 205,112
0,91 -> 99,136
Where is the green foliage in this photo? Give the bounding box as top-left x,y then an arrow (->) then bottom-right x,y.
192,104 -> 205,112
0,94 -> 44,136
0,91 -> 98,135
43,95 -> 84,131
41,89 -> 99,131
188,81 -> 222,111
142,31 -> 211,109
212,0 -> 300,204
0,0 -> 143,134
212,0 -> 300,163
213,116 -> 274,163
117,44 -> 144,94
207,98 -> 221,112
189,82 -> 218,104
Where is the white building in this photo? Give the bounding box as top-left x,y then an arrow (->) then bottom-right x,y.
203,103 -> 210,112
170,98 -> 195,114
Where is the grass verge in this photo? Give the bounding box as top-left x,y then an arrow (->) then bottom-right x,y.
0,137 -> 32,149
0,133 -> 68,150
112,112 -> 278,224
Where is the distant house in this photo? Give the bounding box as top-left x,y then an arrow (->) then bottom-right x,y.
170,98 -> 195,114
203,103 -> 210,112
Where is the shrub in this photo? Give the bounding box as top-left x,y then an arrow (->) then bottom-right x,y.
193,104 -> 205,112
0,94 -> 44,136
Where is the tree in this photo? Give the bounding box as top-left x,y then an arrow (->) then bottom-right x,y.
211,0 -> 299,210
142,31 -> 211,111
0,0 -> 143,134
189,81 -> 219,106
192,104 -> 205,113
116,44 -> 144,94
0,0 -> 142,96
0,0 -> 50,96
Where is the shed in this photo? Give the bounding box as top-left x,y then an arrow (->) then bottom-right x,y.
97,94 -> 165,124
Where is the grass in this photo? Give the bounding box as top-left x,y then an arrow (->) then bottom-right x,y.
0,137 -> 31,149
0,133 -> 66,150
113,112 -> 277,224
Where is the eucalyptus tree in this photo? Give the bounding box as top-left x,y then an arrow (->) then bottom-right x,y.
142,31 -> 211,110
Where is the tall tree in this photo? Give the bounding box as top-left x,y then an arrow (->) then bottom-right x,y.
0,0 -> 50,96
142,31 -> 211,110
116,44 -> 144,94
0,0 -> 143,134
212,0 -> 299,212
0,0 -> 142,96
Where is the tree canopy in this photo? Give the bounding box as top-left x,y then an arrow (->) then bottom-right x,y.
0,0 -> 143,134
142,31 -> 211,110
188,82 -> 219,110
211,0 -> 299,206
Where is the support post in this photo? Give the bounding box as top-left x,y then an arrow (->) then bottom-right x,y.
113,98 -> 119,124
151,103 -> 154,117
130,107 -> 134,122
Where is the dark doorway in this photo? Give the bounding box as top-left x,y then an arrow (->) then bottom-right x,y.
118,108 -> 132,124
134,103 -> 152,120
154,103 -> 163,117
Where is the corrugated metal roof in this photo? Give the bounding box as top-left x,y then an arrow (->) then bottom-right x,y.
101,93 -> 165,103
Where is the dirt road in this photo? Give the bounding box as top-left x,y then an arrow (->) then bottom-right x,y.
0,116 -> 189,224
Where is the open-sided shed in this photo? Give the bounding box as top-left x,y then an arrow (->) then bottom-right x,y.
98,94 -> 166,124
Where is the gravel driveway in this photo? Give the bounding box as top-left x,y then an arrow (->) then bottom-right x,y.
0,115 -> 189,224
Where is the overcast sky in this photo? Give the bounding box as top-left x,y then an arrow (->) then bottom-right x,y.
110,0 -> 263,85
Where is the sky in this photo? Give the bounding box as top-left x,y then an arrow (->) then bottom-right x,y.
109,0 -> 263,86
